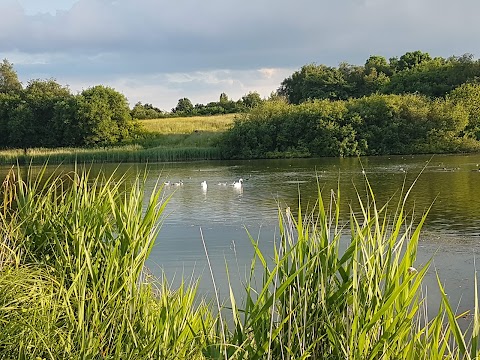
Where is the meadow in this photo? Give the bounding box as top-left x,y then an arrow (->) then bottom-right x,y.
0,114 -> 236,165
0,165 -> 478,359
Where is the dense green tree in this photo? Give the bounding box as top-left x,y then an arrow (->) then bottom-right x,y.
396,50 -> 432,71
365,55 -> 392,76
6,79 -> 72,148
0,59 -> 22,95
0,93 -> 21,147
383,56 -> 480,97
241,91 -> 263,108
131,102 -> 164,119
278,64 -> 350,104
77,85 -> 133,146
173,97 -> 194,114
448,83 -> 480,139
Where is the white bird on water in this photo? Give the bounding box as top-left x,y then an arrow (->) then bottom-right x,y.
232,178 -> 243,189
201,180 -> 208,190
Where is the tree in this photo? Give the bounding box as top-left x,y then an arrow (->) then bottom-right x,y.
242,91 -> 263,108
6,79 -> 72,148
278,64 -> 349,104
448,83 -> 480,139
219,93 -> 229,103
0,59 -> 22,95
365,55 -> 392,76
173,97 -> 194,114
397,50 -> 432,71
77,85 -> 133,146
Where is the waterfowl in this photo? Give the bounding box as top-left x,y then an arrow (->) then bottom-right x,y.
217,182 -> 227,186
201,180 -> 207,190
164,181 -> 171,186
174,180 -> 183,186
232,178 -> 243,189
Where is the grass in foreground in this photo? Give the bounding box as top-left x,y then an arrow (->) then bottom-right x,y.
0,166 -> 478,359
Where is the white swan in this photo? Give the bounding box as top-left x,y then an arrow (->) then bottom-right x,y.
232,178 -> 243,189
217,182 -> 227,186
201,180 -> 208,190
174,180 -> 183,186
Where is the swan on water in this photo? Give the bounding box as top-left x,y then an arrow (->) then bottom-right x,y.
232,178 -> 243,188
174,180 -> 183,186
201,180 -> 208,190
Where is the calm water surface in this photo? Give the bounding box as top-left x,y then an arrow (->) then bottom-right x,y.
2,154 -> 480,320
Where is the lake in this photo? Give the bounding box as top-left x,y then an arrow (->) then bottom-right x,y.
2,153 -> 480,321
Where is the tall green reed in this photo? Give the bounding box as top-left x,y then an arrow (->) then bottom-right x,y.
0,165 -> 214,359
216,177 -> 479,359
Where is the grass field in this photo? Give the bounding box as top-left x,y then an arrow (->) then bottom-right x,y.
139,113 -> 236,134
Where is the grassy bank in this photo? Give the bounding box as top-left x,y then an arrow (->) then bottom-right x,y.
0,114 -> 235,165
0,166 -> 478,359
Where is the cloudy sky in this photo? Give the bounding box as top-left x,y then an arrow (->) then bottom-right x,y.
1,0 -> 479,111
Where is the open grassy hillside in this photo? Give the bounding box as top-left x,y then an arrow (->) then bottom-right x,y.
137,114 -> 235,148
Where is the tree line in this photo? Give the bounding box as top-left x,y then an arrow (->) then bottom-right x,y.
277,51 -> 480,103
131,91 -> 264,119
2,50 -> 480,156
0,59 -> 138,149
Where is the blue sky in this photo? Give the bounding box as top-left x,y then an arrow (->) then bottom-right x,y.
1,0 -> 479,111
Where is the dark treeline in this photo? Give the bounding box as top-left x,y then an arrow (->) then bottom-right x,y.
0,59 -> 140,149
131,91 -> 264,119
220,51 -> 480,158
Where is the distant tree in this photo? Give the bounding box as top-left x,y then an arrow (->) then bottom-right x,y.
241,91 -> 263,108
173,97 -> 194,114
278,63 -> 349,104
0,59 -> 22,95
7,79 -> 72,148
77,85 -> 133,146
0,92 -> 21,147
397,50 -> 432,71
448,83 -> 480,139
131,101 -> 164,119
365,55 -> 392,76
219,92 -> 229,103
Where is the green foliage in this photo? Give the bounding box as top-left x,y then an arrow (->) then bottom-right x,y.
278,51 -> 480,106
0,59 -> 22,95
448,83 -> 480,140
78,85 -> 134,146
131,101 -> 164,119
383,57 -> 480,97
173,97 -> 194,115
242,91 -> 263,109
220,92 -> 478,159
278,63 -> 351,104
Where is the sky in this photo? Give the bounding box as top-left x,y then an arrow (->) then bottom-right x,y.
1,0 -> 479,111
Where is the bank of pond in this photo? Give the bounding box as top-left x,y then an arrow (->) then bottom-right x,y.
2,86 -> 480,165
0,165 -> 478,359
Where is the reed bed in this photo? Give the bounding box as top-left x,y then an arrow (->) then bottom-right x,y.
0,166 -> 478,359
0,145 -> 223,165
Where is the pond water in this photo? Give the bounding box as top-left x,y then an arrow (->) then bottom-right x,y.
2,153 -> 480,322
